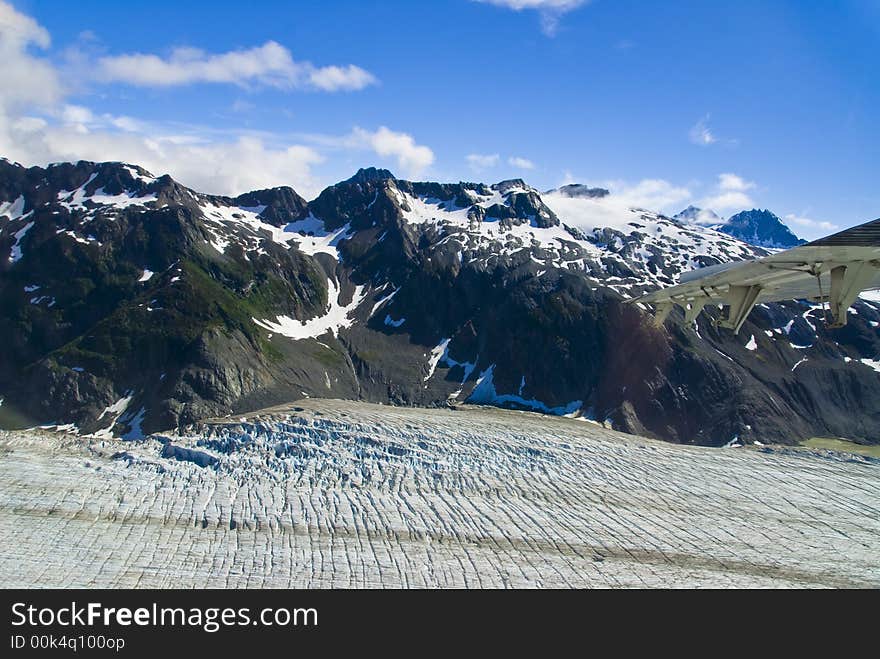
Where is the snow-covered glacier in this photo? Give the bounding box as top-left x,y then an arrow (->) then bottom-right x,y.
1,400 -> 877,588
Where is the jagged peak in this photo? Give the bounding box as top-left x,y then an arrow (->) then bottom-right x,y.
234,185 -> 305,204
492,178 -> 532,194
717,208 -> 806,248
345,167 -> 396,185
548,183 -> 610,199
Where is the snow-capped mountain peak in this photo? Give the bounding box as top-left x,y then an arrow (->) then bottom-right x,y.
673,205 -> 724,226
1,158 -> 877,448
719,209 -> 806,248
674,205 -> 806,249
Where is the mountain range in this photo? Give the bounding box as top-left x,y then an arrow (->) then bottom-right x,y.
674,205 -> 807,249
1,158 -> 878,446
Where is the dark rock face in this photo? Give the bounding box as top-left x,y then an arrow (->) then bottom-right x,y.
674,206 -> 807,249
1,159 -> 877,446
232,187 -> 309,227
550,184 -> 610,199
716,209 -> 806,248
0,159 -> 329,437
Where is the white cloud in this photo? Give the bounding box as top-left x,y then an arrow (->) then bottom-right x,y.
107,115 -> 145,132
3,110 -> 326,197
603,178 -> 692,211
0,1 -> 49,47
60,104 -> 93,124
689,115 -> 716,146
700,173 -> 756,212
0,2 -> 61,112
0,2 -> 429,198
347,126 -> 434,177
297,126 -> 435,178
0,5 -> 326,197
466,153 -> 500,172
472,0 -> 590,36
551,171 -> 692,213
688,208 -> 723,225
543,177 -> 692,234
307,64 -> 377,92
508,156 -> 535,170
701,191 -> 754,212
784,213 -> 838,232
95,40 -> 377,91
718,172 -> 755,192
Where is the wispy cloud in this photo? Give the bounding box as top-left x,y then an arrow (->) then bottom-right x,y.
784,213 -> 838,232
230,99 -> 256,113
508,156 -> 535,170
471,0 -> 590,37
689,114 -> 737,147
688,115 -> 716,146
466,153 -> 500,173
94,41 -> 377,91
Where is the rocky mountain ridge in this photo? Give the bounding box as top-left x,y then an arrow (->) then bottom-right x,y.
674,205 -> 806,249
1,158 -> 878,445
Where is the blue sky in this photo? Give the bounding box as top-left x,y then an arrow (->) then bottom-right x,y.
1,0 -> 878,238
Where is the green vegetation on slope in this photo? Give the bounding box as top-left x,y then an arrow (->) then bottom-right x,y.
801,437 -> 880,458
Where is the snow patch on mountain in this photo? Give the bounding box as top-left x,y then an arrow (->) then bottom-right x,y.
199,203 -> 351,261
93,391 -> 135,439
860,358 -> 880,374
8,221 -> 35,263
0,195 -> 27,221
369,285 -> 400,318
424,338 -> 451,382
253,279 -> 367,340
390,186 -> 607,272
58,174 -> 157,212
467,364 -> 583,415
860,290 -> 880,305
284,214 -> 351,259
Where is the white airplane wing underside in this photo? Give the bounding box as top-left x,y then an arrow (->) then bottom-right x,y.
631,218 -> 880,333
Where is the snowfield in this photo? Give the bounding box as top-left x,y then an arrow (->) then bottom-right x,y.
1,400 -> 877,589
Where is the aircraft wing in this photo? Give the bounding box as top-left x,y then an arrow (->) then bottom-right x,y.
631,218 -> 880,333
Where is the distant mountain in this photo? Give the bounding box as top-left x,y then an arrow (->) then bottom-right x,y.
674,206 -> 806,249
718,209 -> 807,249
673,205 -> 724,226
547,183 -> 609,199
1,159 -> 877,446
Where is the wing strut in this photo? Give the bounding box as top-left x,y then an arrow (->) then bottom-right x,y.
828,262 -> 880,327
717,285 -> 762,334
653,301 -> 673,326
684,298 -> 708,324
